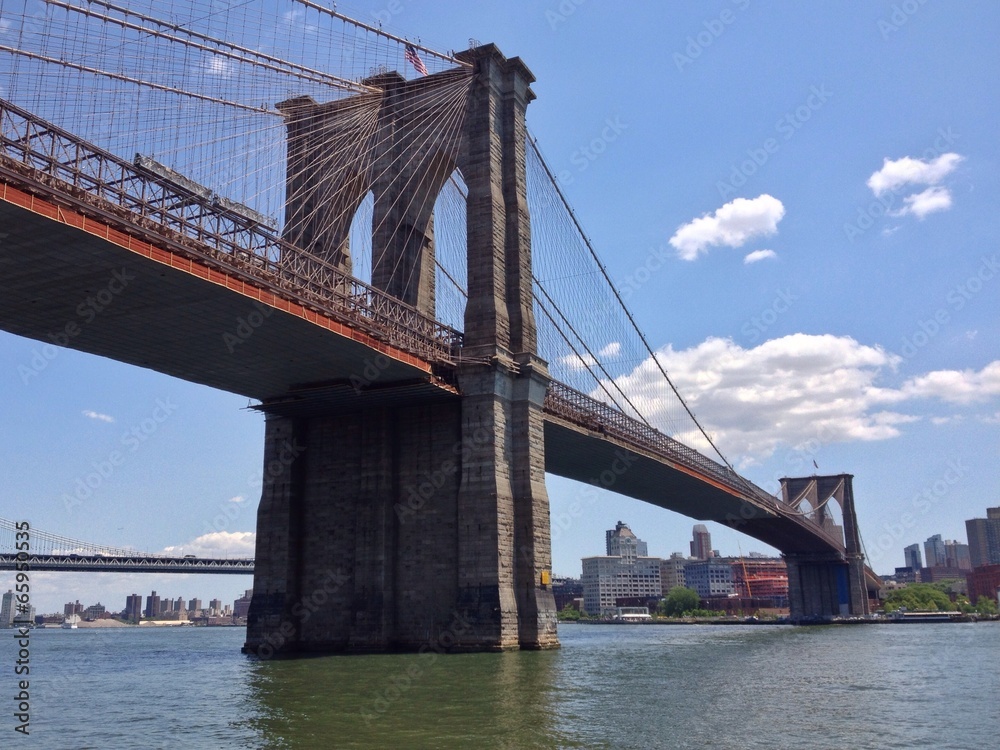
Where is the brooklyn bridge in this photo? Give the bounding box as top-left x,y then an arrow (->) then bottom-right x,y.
0,0 -> 878,653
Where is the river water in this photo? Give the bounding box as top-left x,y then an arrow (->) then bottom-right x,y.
2,622 -> 997,749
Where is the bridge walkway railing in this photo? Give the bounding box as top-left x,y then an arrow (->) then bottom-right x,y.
0,97 -> 462,365
545,381 -> 782,508
545,382 -> 850,550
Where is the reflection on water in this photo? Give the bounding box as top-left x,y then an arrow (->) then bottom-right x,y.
243,645 -> 568,749
2,623 -> 998,749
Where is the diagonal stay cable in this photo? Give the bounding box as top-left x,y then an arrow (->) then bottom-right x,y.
526,132 -> 749,485
532,274 -> 653,427
439,170 -> 647,422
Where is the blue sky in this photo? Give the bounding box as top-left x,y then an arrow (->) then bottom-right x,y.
1,1 -> 999,612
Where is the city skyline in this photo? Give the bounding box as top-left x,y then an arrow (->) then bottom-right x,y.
2,2 -> 999,613
2,586 -> 245,622
579,520 -> 791,616
7,507 -> 1000,614
892,506 -> 1000,573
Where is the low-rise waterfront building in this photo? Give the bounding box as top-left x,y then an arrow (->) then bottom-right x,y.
83,602 -> 106,620
966,564 -> 1000,606
552,577 -> 582,610
684,559 -> 735,598
660,553 -> 688,592
731,558 -> 788,602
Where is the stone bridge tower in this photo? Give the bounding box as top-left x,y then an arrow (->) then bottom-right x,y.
780,474 -> 870,621
244,45 -> 558,654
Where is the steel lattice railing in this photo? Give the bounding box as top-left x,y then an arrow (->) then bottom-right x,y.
0,553 -> 253,573
545,381 -> 848,549
0,97 -> 462,365
545,381 -> 780,506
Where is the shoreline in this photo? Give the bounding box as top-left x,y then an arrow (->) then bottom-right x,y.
23,621 -> 247,629
563,615 -> 999,626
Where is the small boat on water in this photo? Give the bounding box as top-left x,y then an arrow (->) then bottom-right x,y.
890,610 -> 964,623
61,615 -> 80,629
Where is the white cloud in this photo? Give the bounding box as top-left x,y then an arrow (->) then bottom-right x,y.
670,195 -> 785,261
891,186 -> 953,219
866,153 -> 963,196
82,410 -> 115,423
595,334 -> 1000,463
743,249 -> 777,264
161,531 -> 255,558
202,54 -> 234,78
282,9 -> 318,32
558,341 -> 622,370
898,361 -> 1000,404
227,495 -> 247,504
558,353 -> 589,370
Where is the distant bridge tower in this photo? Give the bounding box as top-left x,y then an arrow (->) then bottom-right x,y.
780,474 -> 870,621
245,44 -> 557,654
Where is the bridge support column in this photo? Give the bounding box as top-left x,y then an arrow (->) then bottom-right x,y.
246,402 -> 467,654
510,355 -> 559,649
450,44 -> 556,651
451,355 -> 557,651
784,553 -> 851,621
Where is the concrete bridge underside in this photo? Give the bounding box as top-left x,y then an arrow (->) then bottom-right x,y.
0,192 -> 449,408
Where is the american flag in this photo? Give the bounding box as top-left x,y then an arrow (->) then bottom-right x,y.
405,44 -> 428,76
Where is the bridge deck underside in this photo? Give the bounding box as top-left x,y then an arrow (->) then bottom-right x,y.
544,418 -> 843,556
0,199 -> 449,405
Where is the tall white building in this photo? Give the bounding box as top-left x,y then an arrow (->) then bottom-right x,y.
583,522 -> 661,616
0,591 -> 32,627
0,590 -> 15,628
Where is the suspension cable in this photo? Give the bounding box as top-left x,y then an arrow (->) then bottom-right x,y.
527,133 -> 742,477
292,0 -> 473,68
